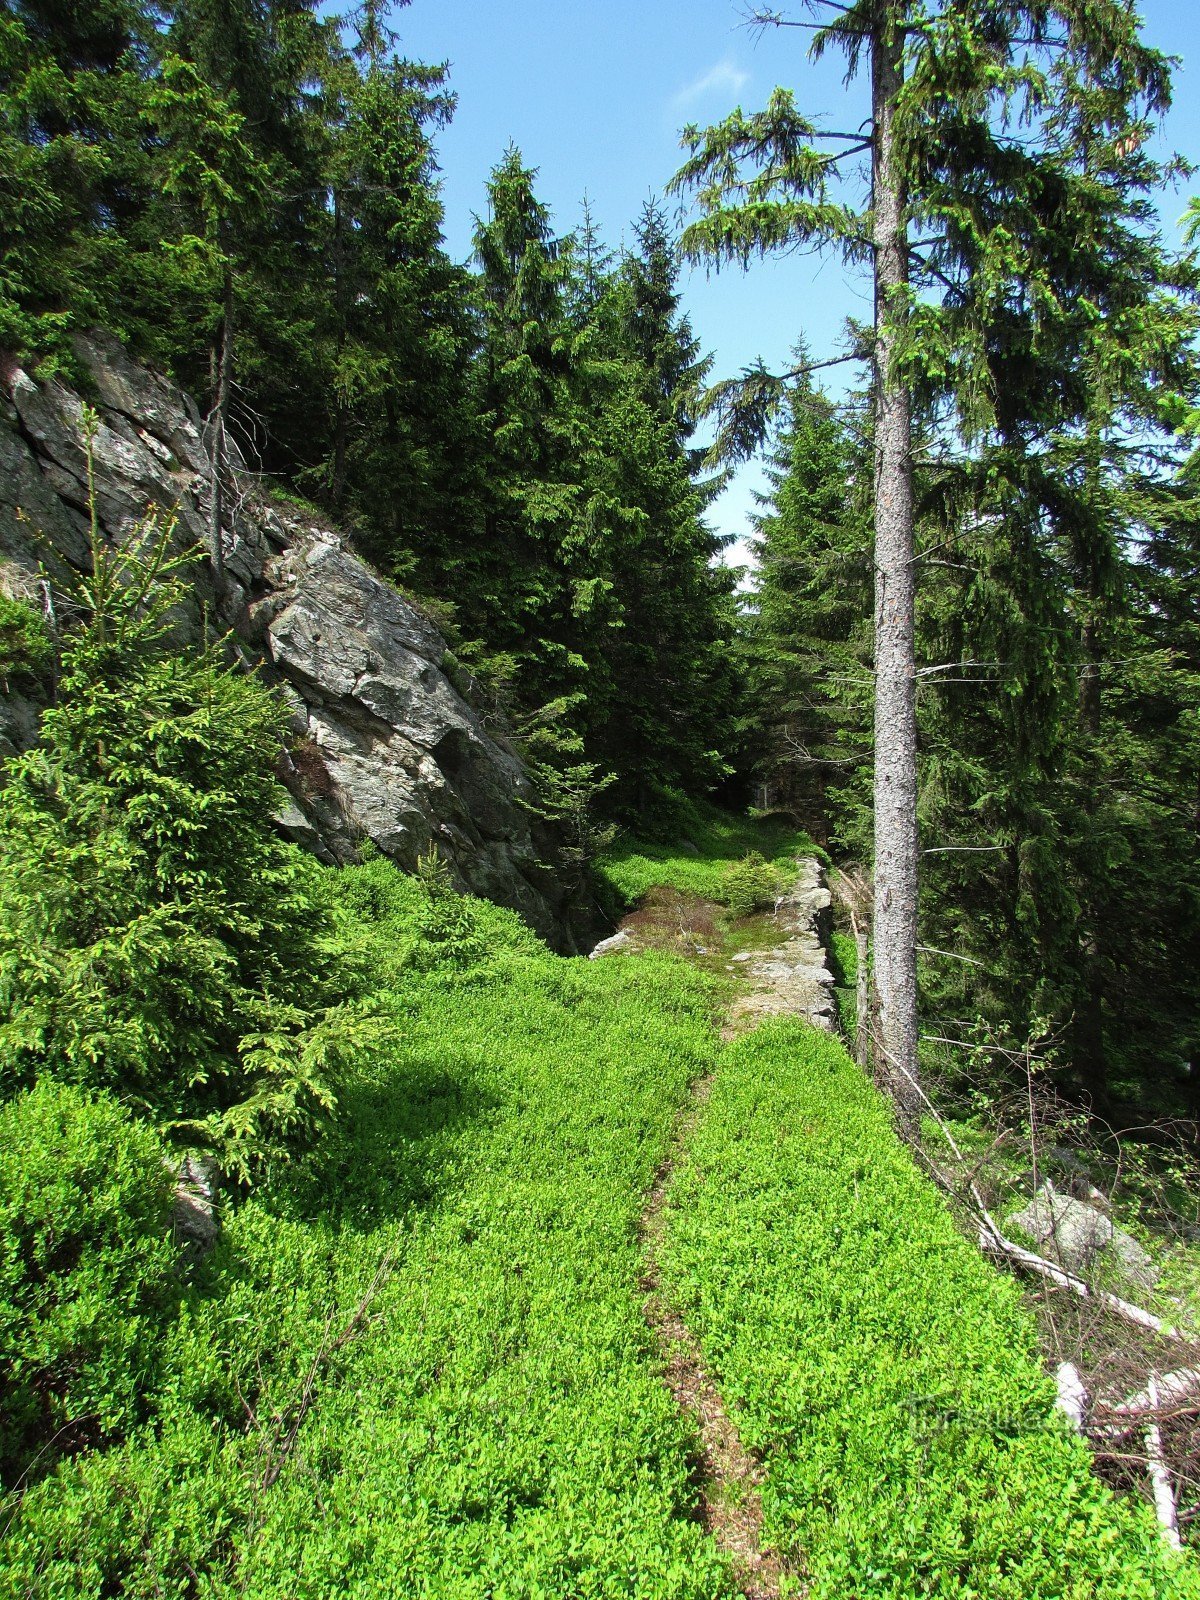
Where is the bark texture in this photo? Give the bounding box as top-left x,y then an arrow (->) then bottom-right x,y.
870,5 -> 921,1134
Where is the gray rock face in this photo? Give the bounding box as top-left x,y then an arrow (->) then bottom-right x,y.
1008,1182 -> 1157,1291
726,857 -> 837,1033
0,333 -> 585,950
588,929 -> 632,960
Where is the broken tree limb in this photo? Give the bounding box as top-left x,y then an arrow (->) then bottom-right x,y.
1056,1361 -> 1088,1430
978,1227 -> 1177,1339
1146,1373 -> 1183,1551
1114,1367 -> 1200,1420
867,1008 -> 1198,1352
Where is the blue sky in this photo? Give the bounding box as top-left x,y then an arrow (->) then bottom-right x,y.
392,0 -> 1200,568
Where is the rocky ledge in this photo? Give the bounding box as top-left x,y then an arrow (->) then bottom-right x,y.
0,331 -> 586,950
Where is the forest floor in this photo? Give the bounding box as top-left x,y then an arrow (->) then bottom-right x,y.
3,816 -> 1193,1599
618,849 -> 837,1598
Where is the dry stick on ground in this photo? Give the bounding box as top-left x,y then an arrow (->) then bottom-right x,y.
869,1013 -> 1200,1542
255,1249 -> 396,1493
1110,1369 -> 1200,1422
1147,1373 -> 1184,1550
866,1011 -> 1190,1343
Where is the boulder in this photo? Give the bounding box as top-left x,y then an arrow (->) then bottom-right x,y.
1008,1182 -> 1157,1291
172,1155 -> 220,1257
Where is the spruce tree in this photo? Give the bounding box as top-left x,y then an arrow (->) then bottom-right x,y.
741,371 -> 872,837
314,4 -> 480,580
670,0 -> 1182,1129
0,0 -> 162,363
0,511 -> 362,1172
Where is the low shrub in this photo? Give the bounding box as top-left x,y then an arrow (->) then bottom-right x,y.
829,928 -> 859,1036
1,871 -> 735,1598
719,850 -> 784,917
598,802 -> 814,911
0,1080 -> 178,1487
0,592 -> 54,689
660,1021 -> 1197,1599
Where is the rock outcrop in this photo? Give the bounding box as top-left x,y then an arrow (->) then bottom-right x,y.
724,857 -> 836,1033
1008,1181 -> 1158,1292
0,332 -> 586,949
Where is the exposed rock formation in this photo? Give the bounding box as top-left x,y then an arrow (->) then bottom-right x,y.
0,332 -> 586,949
724,857 -> 836,1034
1008,1182 -> 1158,1292
172,1155 -> 220,1258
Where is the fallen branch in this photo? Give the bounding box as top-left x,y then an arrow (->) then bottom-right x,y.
978,1228 -> 1177,1339
1110,1368 -> 1200,1424
1147,1373 -> 1183,1550
865,1020 -> 1191,1346
258,1248 -> 395,1492
1056,1361 -> 1088,1430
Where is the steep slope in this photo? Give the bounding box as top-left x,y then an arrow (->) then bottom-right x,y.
0,332 -> 585,949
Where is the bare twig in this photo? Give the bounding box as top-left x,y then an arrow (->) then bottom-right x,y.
256,1250 -> 395,1493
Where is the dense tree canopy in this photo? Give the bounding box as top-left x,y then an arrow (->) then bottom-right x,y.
0,0 -> 738,832
671,0 -> 1200,1117
3,0 -> 1199,1111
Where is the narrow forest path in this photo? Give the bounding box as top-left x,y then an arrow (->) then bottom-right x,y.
639,1070 -> 783,1600
610,855 -> 837,1599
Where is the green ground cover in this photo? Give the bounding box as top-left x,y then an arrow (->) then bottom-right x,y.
828,928 -> 859,1037
597,803 -> 817,911
6,837 -> 1194,1599
658,1018 -> 1197,1599
1,859 -> 735,1600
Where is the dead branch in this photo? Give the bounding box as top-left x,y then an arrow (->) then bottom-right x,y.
1056,1360 -> 1089,1429
1147,1373 -> 1183,1549
1100,1368 -> 1200,1430
978,1229 -> 1179,1340
257,1249 -> 395,1492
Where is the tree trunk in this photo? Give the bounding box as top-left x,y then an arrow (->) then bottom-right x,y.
870,6 -> 921,1136
208,267 -> 235,588
1077,606 -> 1108,1110
1074,425 -> 1109,1111
331,191 -> 348,513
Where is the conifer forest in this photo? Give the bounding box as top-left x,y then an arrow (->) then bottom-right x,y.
5,1 -> 1200,1595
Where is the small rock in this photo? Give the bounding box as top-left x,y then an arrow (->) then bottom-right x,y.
173,1154 -> 220,1257
589,930 -> 632,960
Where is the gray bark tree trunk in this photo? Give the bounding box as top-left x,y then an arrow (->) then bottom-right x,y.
207,267 -> 235,589
870,6 -> 921,1136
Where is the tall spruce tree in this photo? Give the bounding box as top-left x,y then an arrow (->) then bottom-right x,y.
0,0 -> 162,363
671,0 -> 1183,1130
312,3 -> 480,580
469,146 -> 577,704
741,370 -> 872,836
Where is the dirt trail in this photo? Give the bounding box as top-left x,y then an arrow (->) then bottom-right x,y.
614,856 -> 833,1598
639,1069 -> 785,1600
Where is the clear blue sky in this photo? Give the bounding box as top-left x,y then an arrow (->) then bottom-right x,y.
391,0 -> 1200,568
